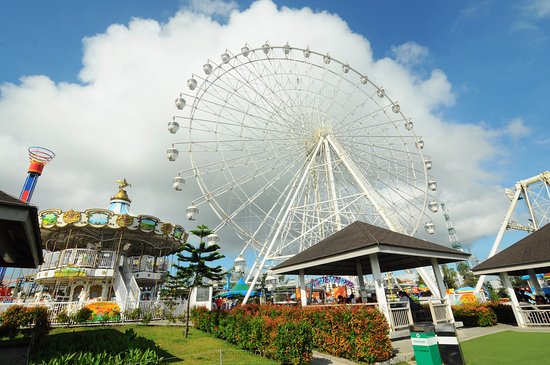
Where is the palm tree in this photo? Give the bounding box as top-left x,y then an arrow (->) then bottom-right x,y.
172,225 -> 225,337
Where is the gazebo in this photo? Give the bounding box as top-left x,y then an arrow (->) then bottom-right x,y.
472,223 -> 550,327
272,221 -> 470,332
0,191 -> 42,268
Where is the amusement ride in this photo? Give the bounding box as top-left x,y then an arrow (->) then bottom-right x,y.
166,43 -> 443,301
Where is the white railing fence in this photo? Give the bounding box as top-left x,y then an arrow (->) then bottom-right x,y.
428,298 -> 451,324
518,304 -> 550,326
389,302 -> 414,331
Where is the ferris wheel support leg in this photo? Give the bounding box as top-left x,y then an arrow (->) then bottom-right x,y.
323,139 -> 342,231
242,139 -> 325,305
474,186 -> 522,294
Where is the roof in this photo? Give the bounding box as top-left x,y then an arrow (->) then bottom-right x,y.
0,191 -> 43,268
472,223 -> 550,276
272,221 -> 470,275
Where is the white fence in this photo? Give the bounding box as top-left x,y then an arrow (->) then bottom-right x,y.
41,249 -> 116,270
519,304 -> 550,326
389,302 -> 414,331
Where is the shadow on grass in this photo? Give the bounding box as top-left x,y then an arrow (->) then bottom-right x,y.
29,327 -> 179,363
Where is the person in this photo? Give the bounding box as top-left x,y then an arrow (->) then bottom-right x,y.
350,293 -> 356,304
400,291 -> 421,311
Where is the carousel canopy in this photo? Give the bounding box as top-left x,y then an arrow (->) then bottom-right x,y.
0,191 -> 42,268
218,278 -> 259,298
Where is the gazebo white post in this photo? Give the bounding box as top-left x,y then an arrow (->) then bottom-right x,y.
356,260 -> 367,300
500,272 -> 526,327
299,269 -> 307,307
369,254 -> 390,323
528,269 -> 544,296
431,258 -> 454,323
430,258 -> 446,299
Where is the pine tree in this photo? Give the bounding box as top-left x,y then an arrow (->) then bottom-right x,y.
172,225 -> 225,337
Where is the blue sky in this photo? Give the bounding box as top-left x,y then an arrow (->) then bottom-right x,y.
1,0 -> 549,271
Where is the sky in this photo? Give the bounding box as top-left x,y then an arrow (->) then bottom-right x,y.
1,0 -> 549,272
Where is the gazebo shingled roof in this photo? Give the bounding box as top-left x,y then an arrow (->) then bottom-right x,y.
472,223 -> 550,276
272,221 -> 470,275
0,191 -> 43,267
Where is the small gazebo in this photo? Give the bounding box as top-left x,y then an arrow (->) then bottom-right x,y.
472,223 -> 550,327
272,221 -> 470,330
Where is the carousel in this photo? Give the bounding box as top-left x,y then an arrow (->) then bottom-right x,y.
25,179 -> 187,311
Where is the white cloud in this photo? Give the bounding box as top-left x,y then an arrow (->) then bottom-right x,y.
187,0 -> 238,18
0,0 -> 522,262
504,117 -> 532,138
390,41 -> 429,66
526,0 -> 550,19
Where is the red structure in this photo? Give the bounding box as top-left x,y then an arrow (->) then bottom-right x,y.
19,146 -> 55,203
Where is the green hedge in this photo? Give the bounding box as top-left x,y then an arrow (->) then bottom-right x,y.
191,304 -> 393,364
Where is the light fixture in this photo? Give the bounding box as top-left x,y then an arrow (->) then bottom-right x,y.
167,117 -> 179,134
283,43 -> 291,55
173,176 -> 184,191
206,233 -> 220,247
186,205 -> 199,220
175,94 -> 186,110
187,78 -> 197,90
424,159 -> 432,170
221,52 -> 230,63
234,255 -> 246,273
425,222 -> 435,234
428,201 -> 439,213
166,148 -> 179,161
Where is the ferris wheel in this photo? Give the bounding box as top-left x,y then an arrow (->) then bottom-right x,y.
166,43 -> 440,295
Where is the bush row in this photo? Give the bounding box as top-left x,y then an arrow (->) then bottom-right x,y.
191,304 -> 393,364
0,305 -> 51,340
451,303 -> 500,327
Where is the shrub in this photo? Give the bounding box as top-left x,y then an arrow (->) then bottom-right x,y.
72,307 -> 93,324
0,305 -> 51,340
452,303 -> 497,327
191,304 -> 393,364
123,307 -> 142,321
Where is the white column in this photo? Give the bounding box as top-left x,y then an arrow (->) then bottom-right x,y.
356,260 -> 367,299
369,254 -> 390,323
299,270 -> 308,307
500,272 -> 526,327
430,258 -> 446,299
528,269 -> 544,296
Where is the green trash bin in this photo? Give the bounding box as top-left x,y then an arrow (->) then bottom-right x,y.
409,323 -> 442,365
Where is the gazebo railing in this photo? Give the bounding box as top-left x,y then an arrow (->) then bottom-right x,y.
389,302 -> 413,331
518,304 -> 550,326
428,298 -> 452,324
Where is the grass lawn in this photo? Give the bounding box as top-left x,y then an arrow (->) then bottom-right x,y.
31,325 -> 276,365
461,330 -> 550,365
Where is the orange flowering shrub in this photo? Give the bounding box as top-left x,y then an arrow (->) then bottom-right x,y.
451,303 -> 497,327
191,304 -> 393,364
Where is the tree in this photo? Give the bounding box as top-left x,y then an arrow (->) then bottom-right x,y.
441,264 -> 458,290
172,225 -> 225,337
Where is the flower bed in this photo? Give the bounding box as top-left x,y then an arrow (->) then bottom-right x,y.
192,304 -> 392,364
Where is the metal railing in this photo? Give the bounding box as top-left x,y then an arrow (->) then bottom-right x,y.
519,304 -> 550,326
40,249 -> 116,270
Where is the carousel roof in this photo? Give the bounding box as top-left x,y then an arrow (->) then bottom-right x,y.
38,179 -> 188,256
